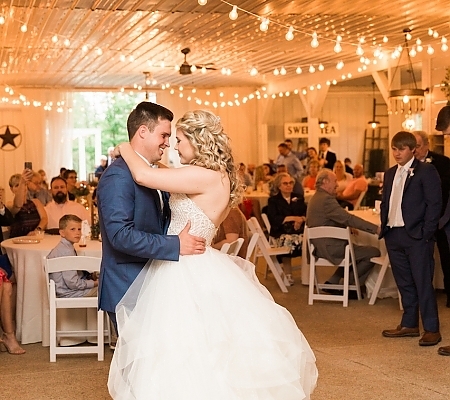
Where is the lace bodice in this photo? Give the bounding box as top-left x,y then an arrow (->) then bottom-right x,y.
167,193 -> 217,245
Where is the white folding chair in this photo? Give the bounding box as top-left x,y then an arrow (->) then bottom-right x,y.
44,256 -> 105,362
220,237 -> 244,256
306,226 -> 362,307
354,190 -> 367,210
247,217 -> 291,293
369,255 -> 403,309
261,213 -> 277,246
245,232 -> 260,262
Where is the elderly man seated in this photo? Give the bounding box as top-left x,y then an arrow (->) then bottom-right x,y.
336,163 -> 368,210
306,169 -> 380,297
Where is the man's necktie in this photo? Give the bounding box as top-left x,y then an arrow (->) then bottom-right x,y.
388,168 -> 406,226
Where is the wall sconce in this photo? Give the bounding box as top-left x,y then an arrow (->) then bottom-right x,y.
319,120 -> 328,129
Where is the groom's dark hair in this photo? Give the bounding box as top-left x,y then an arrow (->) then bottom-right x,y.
127,101 -> 174,140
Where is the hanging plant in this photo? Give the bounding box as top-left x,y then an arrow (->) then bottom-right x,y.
440,66 -> 450,105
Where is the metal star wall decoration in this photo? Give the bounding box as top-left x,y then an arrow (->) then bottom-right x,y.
0,125 -> 22,150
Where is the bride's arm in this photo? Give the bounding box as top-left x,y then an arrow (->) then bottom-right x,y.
118,143 -> 214,194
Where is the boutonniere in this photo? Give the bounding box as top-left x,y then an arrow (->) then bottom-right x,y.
425,157 -> 433,163
408,168 -> 414,177
291,197 -> 298,202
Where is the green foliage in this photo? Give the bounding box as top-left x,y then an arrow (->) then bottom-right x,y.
72,92 -> 144,173
441,67 -> 450,103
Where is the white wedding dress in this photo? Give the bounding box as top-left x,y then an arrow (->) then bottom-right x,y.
108,193 -> 318,399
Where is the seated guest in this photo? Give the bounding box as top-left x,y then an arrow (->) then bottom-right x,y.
38,169 -> 49,190
333,160 -> 353,193
253,164 -> 274,192
59,167 -> 67,178
45,177 -> 90,231
212,207 -> 249,258
306,169 -> 380,294
27,171 -> 52,206
267,173 -> 307,285
0,262 -> 25,354
63,169 -> 89,201
336,163 -> 368,210
237,163 -> 253,188
302,160 -> 320,191
0,186 -> 13,240
94,156 -> 108,180
344,157 -> 354,175
47,215 -> 98,298
8,171 -> 48,237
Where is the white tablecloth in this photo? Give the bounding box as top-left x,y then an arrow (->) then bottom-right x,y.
1,235 -> 101,346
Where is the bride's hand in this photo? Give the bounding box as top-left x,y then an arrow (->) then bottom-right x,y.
113,142 -> 130,158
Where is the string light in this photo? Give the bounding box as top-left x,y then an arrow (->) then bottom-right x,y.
20,24 -> 27,32
229,5 -> 238,21
309,64 -> 315,73
0,15 -> 5,25
296,67 -> 302,74
285,26 -> 294,41
198,0 -> 207,5
311,31 -> 319,48
259,18 -> 269,32
334,41 -> 342,53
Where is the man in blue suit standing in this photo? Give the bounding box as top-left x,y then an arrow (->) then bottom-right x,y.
380,131 -> 442,346
97,102 -> 206,338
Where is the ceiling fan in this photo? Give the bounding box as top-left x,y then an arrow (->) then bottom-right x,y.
178,47 -> 217,75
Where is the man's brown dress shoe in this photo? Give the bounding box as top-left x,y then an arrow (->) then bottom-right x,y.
419,331 -> 442,346
438,345 -> 450,356
382,325 -> 420,338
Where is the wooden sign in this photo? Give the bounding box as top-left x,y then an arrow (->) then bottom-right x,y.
284,122 -> 340,138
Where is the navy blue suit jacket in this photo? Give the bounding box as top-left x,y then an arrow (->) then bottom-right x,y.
380,158 -> 441,241
97,157 -> 180,313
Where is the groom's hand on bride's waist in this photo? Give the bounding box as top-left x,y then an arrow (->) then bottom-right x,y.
179,221 -> 206,256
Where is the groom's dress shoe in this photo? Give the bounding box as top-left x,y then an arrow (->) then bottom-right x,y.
438,345 -> 450,356
382,325 -> 420,338
419,331 -> 442,346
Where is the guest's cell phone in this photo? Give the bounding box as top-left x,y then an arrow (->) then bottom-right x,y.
24,161 -> 32,170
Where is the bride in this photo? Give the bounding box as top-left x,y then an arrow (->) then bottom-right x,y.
108,110 -> 318,399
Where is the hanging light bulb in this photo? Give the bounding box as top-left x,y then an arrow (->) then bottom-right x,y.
202,66 -> 207,73
285,26 -> 294,41
296,66 -> 302,74
336,60 -> 344,70
433,31 -> 439,38
64,39 -> 70,47
250,67 -> 258,76
120,54 -> 126,62
409,46 -> 417,57
383,35 -> 388,43
442,43 -> 449,52
0,15 -> 5,25
21,24 -> 27,33
427,45 -> 435,55
318,63 -> 324,71
309,64 -> 315,73
280,66 -> 286,75
52,35 -> 58,43
96,48 -> 103,56
336,35 -> 342,42
229,5 -> 238,21
356,44 -> 364,56
82,45 -> 88,53
334,41 -> 342,53
403,95 -> 410,104
406,31 -> 412,40
428,28 -> 434,36
198,0 -> 207,5
273,68 -> 279,76
190,64 -> 197,72
259,18 -> 269,32
311,31 -> 319,48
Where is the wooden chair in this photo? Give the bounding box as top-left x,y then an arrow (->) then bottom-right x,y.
44,256 -> 105,362
306,226 -> 362,307
368,255 -> 403,310
247,217 -> 291,293
220,238 -> 244,256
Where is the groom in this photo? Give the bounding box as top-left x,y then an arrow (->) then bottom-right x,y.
97,101 -> 206,335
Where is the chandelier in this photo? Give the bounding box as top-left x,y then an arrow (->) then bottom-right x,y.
388,28 -> 429,114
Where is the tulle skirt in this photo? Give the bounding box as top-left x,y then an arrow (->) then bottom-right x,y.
108,248 -> 317,399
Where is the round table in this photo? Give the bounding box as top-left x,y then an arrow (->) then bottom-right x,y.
1,235 -> 101,345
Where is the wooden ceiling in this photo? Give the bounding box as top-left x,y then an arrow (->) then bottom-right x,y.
1,0 -> 450,91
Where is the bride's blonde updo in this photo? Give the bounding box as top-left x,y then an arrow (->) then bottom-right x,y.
176,110 -> 244,207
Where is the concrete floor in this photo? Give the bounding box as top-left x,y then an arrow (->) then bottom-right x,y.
1,263 -> 450,400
